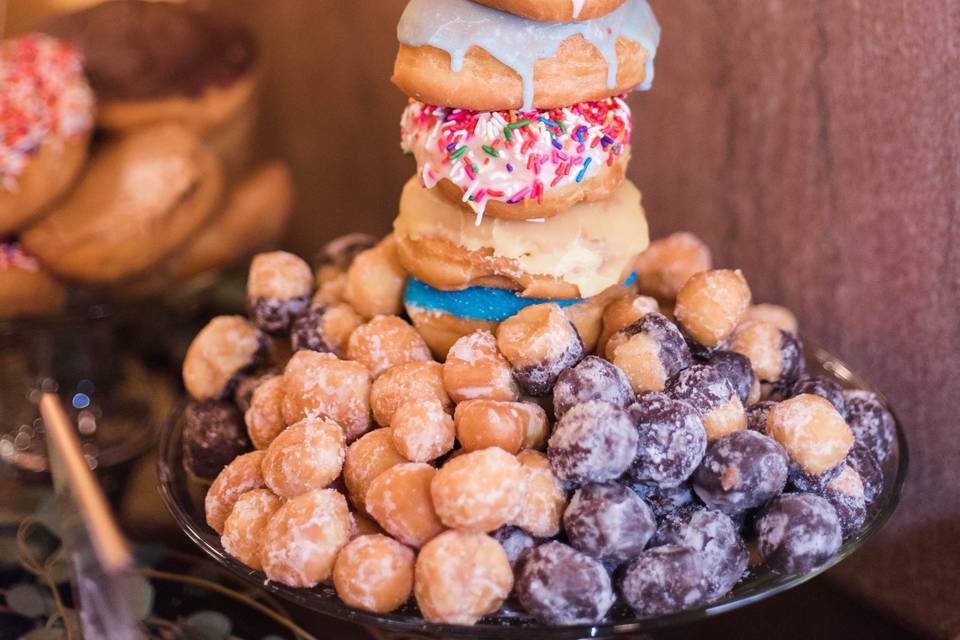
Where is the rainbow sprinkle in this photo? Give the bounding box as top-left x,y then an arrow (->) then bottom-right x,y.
0,34 -> 94,190
400,95 -> 632,218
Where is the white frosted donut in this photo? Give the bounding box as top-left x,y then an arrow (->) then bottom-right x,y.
472,0 -> 625,22
393,0 -> 660,111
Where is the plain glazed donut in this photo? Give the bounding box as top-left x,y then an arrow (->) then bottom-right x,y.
393,176 -> 648,300
393,0 -> 659,111
0,35 -> 94,234
472,0 -> 625,23
401,96 -> 631,219
21,123 -> 224,285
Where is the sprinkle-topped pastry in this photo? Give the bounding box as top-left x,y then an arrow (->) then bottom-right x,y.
0,239 -> 39,272
0,34 -> 93,187
0,238 -> 67,318
401,96 -> 631,218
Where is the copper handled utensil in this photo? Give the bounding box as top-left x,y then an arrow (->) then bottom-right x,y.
41,391 -> 140,639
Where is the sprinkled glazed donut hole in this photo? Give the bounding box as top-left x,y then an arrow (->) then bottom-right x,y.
280,350 -> 372,441
346,315 -> 433,379
454,399 -> 535,454
220,488 -> 283,571
261,417 -> 346,499
343,235 -> 408,318
634,232 -> 713,303
729,319 -> 804,389
183,315 -> 267,401
431,447 -> 525,532
667,364 -> 747,442
365,462 -> 446,548
511,449 -> 566,538
743,303 -> 799,334
342,428 -> 406,512
315,232 -> 378,273
290,302 -> 364,357
205,450 -> 266,534
767,394 -> 854,476
674,269 -> 752,349
414,530 -> 513,625
598,292 -> 660,358
246,251 -> 314,335
260,489 -> 354,588
609,312 -> 693,394
496,303 -> 584,396
333,534 -> 415,614
443,330 -> 520,403
390,398 -> 455,462
370,360 -> 449,427
244,374 -> 285,449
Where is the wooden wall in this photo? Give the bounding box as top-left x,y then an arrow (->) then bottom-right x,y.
633,4 -> 960,637
9,1 -> 960,636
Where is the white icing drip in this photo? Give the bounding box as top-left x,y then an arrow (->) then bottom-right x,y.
571,0 -> 587,19
397,0 -> 661,110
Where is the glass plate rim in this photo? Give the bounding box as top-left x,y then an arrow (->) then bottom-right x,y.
156,345 -> 908,638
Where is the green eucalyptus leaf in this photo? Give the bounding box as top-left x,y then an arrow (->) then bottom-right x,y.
32,496 -> 62,536
126,574 -> 155,622
183,610 -> 232,640
6,583 -> 52,618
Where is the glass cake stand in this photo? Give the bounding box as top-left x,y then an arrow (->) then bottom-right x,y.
156,346 -> 908,639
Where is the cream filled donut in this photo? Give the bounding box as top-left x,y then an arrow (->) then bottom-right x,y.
393,0 -> 660,111
405,275 -> 632,357
472,0 -> 625,23
0,35 -> 94,234
393,176 -> 648,300
401,96 -> 631,219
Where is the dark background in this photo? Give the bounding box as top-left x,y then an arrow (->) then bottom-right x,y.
7,1 -> 959,637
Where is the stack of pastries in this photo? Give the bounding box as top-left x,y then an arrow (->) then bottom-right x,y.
179,0 -> 897,630
0,1 -> 294,320
394,0 -> 660,357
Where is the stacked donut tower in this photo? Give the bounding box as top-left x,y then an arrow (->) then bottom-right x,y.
182,0 -> 897,629
394,0 -> 658,357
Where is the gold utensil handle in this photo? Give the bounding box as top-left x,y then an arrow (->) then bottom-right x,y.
40,392 -> 133,575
